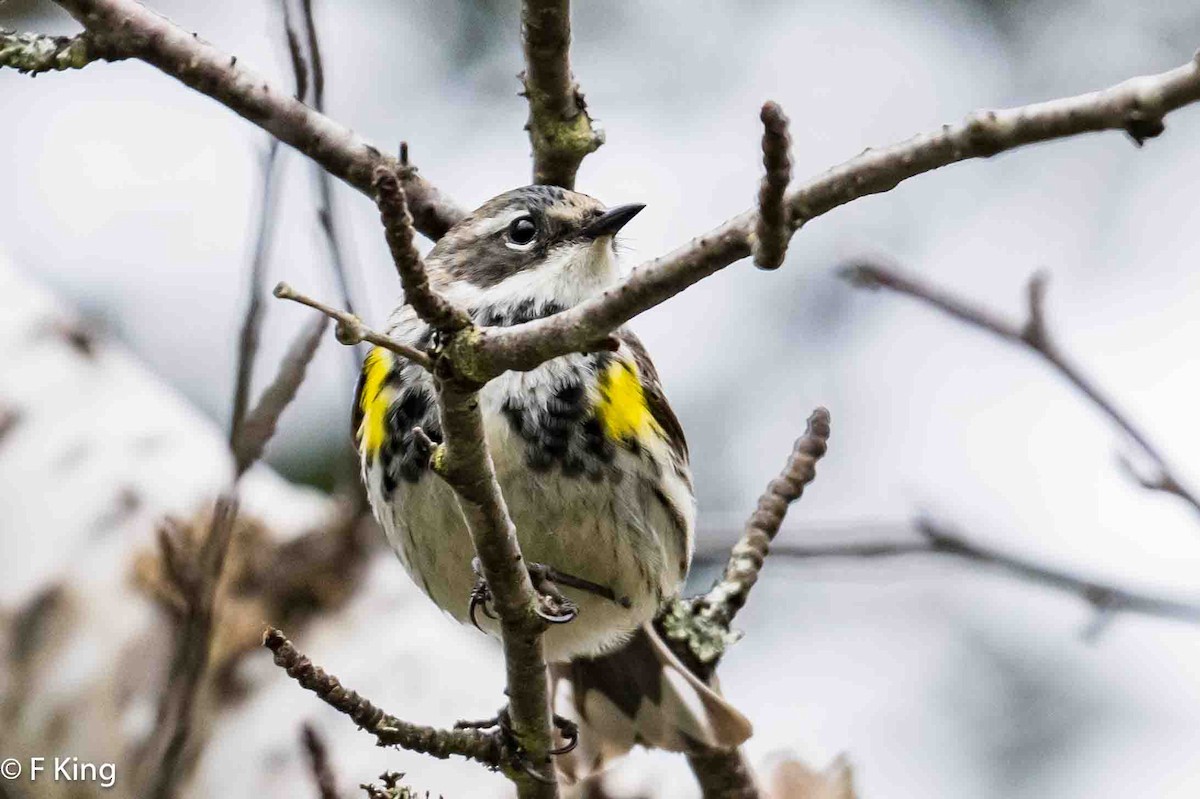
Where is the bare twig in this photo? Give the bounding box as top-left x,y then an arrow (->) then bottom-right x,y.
263,629 -> 505,767
752,101 -> 793,270
699,408 -> 831,630
302,723 -> 342,799
228,0 -> 311,448
841,261 -> 1200,517
373,167 -> 471,332
520,0 -> 603,188
36,0 -> 466,239
272,283 -> 431,368
296,0 -> 361,325
0,29 -> 102,74
659,410 -> 829,799
467,54 -> 1200,379
747,518 -> 1200,628
229,142 -> 285,452
234,313 -> 328,475
658,410 -> 831,684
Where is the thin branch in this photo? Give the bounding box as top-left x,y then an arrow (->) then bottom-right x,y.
233,313 -> 328,475
272,282 -> 431,369
520,0 -> 603,188
296,0 -> 361,326
752,101 -> 793,270
228,0 -> 311,449
466,53 -> 1200,379
754,518 -> 1200,628
38,0 -> 466,239
841,260 -> 1200,517
0,29 -> 103,74
229,142 -> 285,453
302,724 -> 342,799
373,167 -> 471,332
699,407 -> 831,630
263,629 -> 505,768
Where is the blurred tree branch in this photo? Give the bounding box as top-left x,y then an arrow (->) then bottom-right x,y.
301,723 -> 343,799
841,261 -> 1200,518
728,518 -> 1200,635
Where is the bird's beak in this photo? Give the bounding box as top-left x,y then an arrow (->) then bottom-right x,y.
582,203 -> 645,239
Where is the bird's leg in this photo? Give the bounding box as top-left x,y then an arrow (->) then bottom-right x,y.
469,558 -> 632,631
525,563 -> 579,625
468,558 -> 499,632
455,705 -> 579,781
527,562 -> 632,610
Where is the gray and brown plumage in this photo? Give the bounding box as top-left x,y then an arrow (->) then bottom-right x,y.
354,185 -> 750,778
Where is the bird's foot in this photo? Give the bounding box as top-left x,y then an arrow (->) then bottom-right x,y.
467,558 -> 632,631
455,706 -> 579,782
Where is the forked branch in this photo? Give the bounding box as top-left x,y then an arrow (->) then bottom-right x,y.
841,260 -> 1200,517
469,53 -> 1200,378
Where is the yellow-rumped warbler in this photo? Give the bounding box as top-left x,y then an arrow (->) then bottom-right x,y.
354,186 -> 750,776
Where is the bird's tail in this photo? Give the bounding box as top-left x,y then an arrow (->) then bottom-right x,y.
550,622 -> 753,784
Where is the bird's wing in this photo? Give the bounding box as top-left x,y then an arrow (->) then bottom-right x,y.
551,622 -> 753,784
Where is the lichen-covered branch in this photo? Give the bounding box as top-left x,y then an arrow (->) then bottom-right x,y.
752,101 -> 793,270
469,53 -> 1200,378
0,29 -> 107,74
841,261 -> 1200,518
656,409 -> 831,686
264,629 -> 504,766
36,0 -> 465,239
700,408 -> 831,629
520,0 -> 604,188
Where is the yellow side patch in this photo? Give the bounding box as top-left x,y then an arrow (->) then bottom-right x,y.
359,347 -> 395,458
596,359 -> 658,443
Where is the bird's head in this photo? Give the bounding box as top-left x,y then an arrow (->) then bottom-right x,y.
425,185 -> 644,316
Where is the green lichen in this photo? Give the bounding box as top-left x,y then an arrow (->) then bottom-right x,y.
657,596 -> 743,668
0,30 -> 99,75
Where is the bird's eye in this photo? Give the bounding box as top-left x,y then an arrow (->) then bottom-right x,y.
506,216 -> 537,248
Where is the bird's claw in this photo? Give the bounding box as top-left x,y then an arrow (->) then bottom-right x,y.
455,706 -> 578,781
468,558 -> 590,631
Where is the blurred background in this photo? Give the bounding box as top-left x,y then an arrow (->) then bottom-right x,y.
4,0 -> 1200,796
